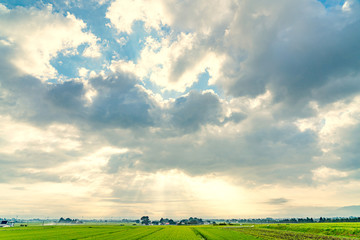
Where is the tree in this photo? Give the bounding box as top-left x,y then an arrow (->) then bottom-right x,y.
140,216 -> 150,225
160,218 -> 169,225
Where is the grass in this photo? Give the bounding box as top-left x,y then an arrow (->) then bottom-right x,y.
258,222 -> 360,238
194,226 -> 261,239
0,222 -> 359,239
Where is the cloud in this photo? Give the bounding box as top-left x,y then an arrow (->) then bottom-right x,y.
1,0 -> 360,218
168,91 -> 224,133
47,81 -> 86,111
106,0 -> 234,35
0,38 -> 156,129
298,95 -> 360,182
217,0 -> 360,117
0,40 -> 230,136
111,34 -> 224,92
312,166 -> 348,182
106,0 -> 171,34
332,124 -> 360,171
109,114 -> 320,186
0,55 -> 321,187
105,151 -> 140,174
0,149 -> 76,184
266,198 -> 289,205
0,0 -> 347,188
0,4 -> 100,80
109,0 -> 360,108
88,74 -> 158,128
107,0 -> 228,92
161,0 -> 234,35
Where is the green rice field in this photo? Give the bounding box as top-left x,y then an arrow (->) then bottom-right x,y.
1,222 -> 360,239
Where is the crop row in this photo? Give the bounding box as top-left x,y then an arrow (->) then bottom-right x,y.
259,223 -> 360,238
194,226 -> 260,240
229,227 -> 354,240
142,226 -> 199,239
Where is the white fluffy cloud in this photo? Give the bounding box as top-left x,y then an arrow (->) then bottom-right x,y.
106,0 -> 171,34
106,0 -> 231,92
111,34 -> 224,92
106,0 -> 234,35
0,4 -> 100,80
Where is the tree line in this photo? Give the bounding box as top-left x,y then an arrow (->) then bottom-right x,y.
139,216 -> 360,225
236,217 -> 360,223
140,216 -> 207,225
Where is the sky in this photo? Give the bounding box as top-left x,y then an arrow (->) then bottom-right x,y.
0,0 -> 360,220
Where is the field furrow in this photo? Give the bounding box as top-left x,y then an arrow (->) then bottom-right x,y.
194,226 -> 261,240
229,227 -> 356,240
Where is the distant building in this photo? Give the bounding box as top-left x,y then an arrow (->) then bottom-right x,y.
58,217 -> 83,224
0,220 -> 15,227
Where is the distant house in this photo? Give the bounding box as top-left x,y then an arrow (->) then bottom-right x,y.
58,217 -> 83,224
0,220 -> 15,227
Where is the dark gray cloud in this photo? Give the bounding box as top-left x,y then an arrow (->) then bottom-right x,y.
265,198 -> 289,205
89,75 -> 156,128
0,147 -> 84,183
47,81 -> 86,111
0,48 -> 56,124
223,111 -> 247,124
0,169 -> 61,184
105,152 -> 140,174
1,44 -> 227,133
221,0 -> 360,117
0,150 -> 78,169
168,91 -> 224,133
0,52 -> 151,130
110,117 -> 321,185
311,73 -> 360,105
332,124 -> 360,172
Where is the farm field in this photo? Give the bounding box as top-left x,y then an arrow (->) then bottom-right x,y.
1,222 -> 360,239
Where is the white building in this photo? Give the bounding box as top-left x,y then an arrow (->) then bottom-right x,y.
0,220 -> 15,227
